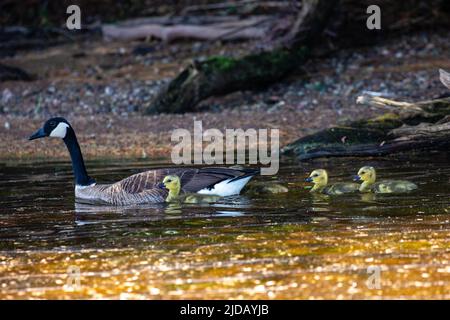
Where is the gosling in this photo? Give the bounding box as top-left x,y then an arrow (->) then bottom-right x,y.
160,175 -> 222,204
305,169 -> 359,195
354,166 -> 418,193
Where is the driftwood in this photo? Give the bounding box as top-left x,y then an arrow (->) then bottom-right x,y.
102,15 -> 271,42
282,71 -> 450,160
146,49 -> 307,114
144,0 -> 337,114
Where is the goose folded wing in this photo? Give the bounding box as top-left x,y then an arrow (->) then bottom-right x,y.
113,167 -> 258,195
113,169 -> 171,194
180,167 -> 258,192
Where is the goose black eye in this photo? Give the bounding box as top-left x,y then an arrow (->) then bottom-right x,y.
49,121 -> 56,127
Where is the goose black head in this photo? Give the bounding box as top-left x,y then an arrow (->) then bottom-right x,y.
29,117 -> 71,140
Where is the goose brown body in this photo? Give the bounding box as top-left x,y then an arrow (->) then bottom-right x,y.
77,167 -> 256,205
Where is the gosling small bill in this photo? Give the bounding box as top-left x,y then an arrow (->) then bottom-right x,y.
305,169 -> 359,195
354,166 -> 418,193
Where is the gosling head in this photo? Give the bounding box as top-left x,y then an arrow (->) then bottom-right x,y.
305,169 -> 328,192
29,117 -> 72,140
161,175 -> 181,191
354,166 -> 376,192
354,166 -> 376,183
159,175 -> 181,202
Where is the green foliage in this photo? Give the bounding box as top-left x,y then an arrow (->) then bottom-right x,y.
205,56 -> 237,72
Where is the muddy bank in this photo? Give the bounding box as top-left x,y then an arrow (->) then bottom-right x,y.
1,31 -> 449,159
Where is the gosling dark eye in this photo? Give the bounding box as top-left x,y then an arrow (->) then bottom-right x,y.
313,174 -> 318,177
361,171 -> 365,174
167,179 -> 172,183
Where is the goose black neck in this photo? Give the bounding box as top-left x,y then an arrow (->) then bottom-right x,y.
63,127 -> 94,186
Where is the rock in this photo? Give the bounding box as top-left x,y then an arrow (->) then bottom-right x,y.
1,89 -> 13,104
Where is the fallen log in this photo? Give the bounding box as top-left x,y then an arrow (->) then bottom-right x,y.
146,48 -> 306,114
282,74 -> 450,160
103,24 -> 266,42
283,121 -> 450,160
102,15 -> 271,42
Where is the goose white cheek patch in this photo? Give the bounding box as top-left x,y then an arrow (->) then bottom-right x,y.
49,123 -> 69,138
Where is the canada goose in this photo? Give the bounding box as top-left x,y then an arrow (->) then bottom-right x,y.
29,117 -> 258,205
160,175 -> 221,204
305,169 -> 359,195
354,166 -> 417,193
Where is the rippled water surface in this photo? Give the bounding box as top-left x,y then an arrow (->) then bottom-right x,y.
1,155 -> 449,299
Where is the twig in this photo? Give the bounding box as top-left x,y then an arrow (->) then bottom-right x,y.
356,95 -> 423,112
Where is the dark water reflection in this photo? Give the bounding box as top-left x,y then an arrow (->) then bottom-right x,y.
0,154 -> 449,299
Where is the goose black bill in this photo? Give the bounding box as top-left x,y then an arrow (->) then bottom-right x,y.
29,128 -> 46,140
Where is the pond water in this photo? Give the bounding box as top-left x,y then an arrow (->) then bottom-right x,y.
0,154 -> 449,299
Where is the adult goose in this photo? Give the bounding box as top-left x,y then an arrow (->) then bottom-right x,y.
29,117 -> 258,205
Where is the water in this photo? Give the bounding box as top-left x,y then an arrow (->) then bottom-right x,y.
0,155 -> 449,299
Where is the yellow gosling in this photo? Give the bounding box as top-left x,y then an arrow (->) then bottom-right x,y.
354,166 -> 418,193
305,169 -> 359,195
162,175 -> 181,202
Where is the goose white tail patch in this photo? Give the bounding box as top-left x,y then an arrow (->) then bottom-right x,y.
75,183 -> 97,199
75,183 -> 96,190
197,176 -> 253,197
50,122 -> 69,138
